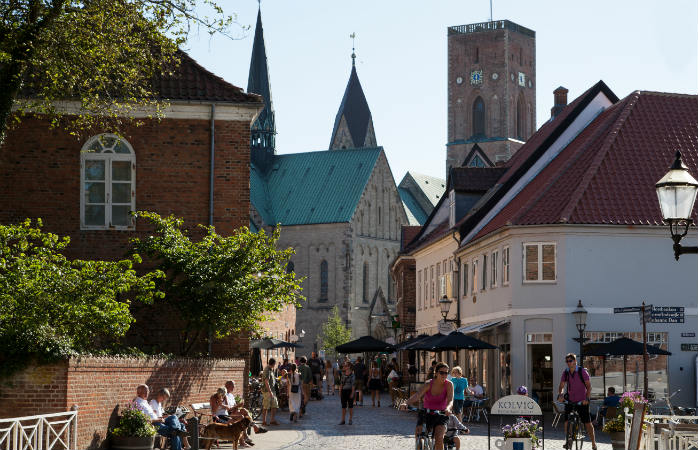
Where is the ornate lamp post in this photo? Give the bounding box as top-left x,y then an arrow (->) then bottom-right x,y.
571,300 -> 589,366
655,151 -> 698,260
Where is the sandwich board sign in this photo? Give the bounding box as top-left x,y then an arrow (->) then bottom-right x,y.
488,395 -> 544,450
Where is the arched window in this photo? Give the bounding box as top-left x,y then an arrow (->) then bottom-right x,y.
516,93 -> 526,140
363,262 -> 369,303
81,134 -> 135,229
320,260 -> 328,302
472,97 -> 485,138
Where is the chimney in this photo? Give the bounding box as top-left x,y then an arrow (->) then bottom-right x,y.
550,86 -> 569,119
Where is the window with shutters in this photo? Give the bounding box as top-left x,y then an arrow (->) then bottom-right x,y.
502,246 -> 510,285
81,134 -> 135,230
481,254 -> 487,290
462,263 -> 468,297
523,242 -> 556,282
491,250 -> 498,288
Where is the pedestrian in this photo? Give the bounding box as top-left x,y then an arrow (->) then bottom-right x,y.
353,356 -> 366,406
298,356 -> 312,415
324,359 -> 335,395
427,360 -> 437,380
368,359 -> 382,407
339,361 -> 356,425
450,366 -> 468,422
308,351 -> 324,395
387,357 -> 401,406
287,364 -> 302,422
261,358 -> 280,426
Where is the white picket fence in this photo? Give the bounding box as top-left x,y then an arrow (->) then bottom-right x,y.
0,411 -> 78,450
625,414 -> 698,450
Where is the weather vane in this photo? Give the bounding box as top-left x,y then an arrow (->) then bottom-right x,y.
350,32 -> 356,66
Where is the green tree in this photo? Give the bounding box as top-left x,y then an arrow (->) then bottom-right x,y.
130,211 -> 303,356
318,306 -> 351,359
0,219 -> 162,375
0,0 -> 244,146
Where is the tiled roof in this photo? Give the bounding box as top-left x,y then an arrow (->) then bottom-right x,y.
250,148 -> 382,226
153,51 -> 261,103
399,188 -> 428,225
450,167 -> 507,192
456,80 -> 619,240
404,220 -> 452,253
409,172 -> 446,207
470,90 -> 698,242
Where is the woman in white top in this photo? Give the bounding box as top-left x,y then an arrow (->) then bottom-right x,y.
324,360 -> 335,395
287,364 -> 302,422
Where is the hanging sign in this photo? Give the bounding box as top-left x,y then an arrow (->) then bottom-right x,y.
490,394 -> 542,416
681,332 -> 696,338
681,343 -> 698,352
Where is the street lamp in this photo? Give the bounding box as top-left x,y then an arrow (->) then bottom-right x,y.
655,150 -> 698,260
439,296 -> 454,321
571,300 -> 589,366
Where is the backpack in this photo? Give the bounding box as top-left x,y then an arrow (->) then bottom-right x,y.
563,366 -> 584,382
290,373 -> 300,393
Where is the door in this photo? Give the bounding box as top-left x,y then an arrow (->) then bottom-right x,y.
529,344 -> 553,410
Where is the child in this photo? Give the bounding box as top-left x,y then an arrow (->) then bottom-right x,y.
444,413 -> 470,450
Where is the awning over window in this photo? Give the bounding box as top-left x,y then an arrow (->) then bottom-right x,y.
457,319 -> 508,334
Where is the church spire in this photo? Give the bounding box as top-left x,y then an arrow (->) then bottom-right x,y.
329,35 -> 377,150
247,5 -> 275,171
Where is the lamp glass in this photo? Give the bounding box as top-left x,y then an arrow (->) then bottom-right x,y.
572,300 -> 587,332
656,183 -> 698,221
439,296 -> 452,316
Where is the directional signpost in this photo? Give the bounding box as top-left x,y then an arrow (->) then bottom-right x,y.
651,306 -> 685,323
614,302 -> 651,399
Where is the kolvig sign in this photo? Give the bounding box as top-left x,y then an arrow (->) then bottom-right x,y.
490,394 -> 543,416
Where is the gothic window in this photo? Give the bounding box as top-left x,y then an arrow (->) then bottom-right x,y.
472,97 -> 486,138
491,95 -> 500,136
363,262 -> 369,303
469,155 -> 486,168
320,260 -> 328,302
475,47 -> 479,63
517,93 -> 526,140
81,134 -> 135,230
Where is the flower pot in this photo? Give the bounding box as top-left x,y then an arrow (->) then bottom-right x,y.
609,431 -> 625,450
111,435 -> 155,450
495,437 -> 533,450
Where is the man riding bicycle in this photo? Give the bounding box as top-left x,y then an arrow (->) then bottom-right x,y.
402,362 -> 454,450
557,353 -> 597,450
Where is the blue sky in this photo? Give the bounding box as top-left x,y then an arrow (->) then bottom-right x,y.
185,1 -> 698,182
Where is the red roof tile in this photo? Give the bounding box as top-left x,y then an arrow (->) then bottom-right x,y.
152,51 -> 262,103
470,91 -> 698,242
405,220 -> 452,253
401,226 -> 422,251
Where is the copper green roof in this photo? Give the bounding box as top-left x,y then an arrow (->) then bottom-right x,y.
399,188 -> 427,225
250,148 -> 382,226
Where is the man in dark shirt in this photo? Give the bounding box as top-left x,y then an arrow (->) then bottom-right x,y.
308,352 -> 324,392
298,357 -> 312,413
353,357 -> 367,406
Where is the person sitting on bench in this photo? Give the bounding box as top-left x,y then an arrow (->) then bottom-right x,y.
132,385 -> 189,450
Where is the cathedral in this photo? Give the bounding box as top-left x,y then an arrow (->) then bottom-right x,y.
247,8 -> 423,349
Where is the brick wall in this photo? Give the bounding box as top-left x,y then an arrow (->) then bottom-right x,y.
392,255 -> 416,377
0,356 -> 246,449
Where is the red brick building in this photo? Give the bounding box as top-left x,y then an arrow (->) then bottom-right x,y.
0,52 -> 264,356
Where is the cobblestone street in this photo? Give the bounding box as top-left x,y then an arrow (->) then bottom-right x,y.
248,391 -> 615,450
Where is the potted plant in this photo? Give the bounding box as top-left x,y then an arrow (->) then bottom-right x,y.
111,407 -> 158,450
602,415 -> 625,450
498,418 -> 542,450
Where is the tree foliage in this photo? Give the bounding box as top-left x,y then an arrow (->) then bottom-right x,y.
318,305 -> 351,359
130,212 -> 303,356
0,219 -> 162,376
0,0 -> 245,145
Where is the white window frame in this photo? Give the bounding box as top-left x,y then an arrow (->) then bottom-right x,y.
471,259 -> 479,294
462,262 -> 468,297
80,134 -> 136,230
502,246 -> 510,286
522,242 -> 557,283
491,250 -> 499,288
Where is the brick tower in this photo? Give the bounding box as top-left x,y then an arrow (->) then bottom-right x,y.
446,20 -> 536,173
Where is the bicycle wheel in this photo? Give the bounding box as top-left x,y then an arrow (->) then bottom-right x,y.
248,392 -> 263,420
415,434 -> 428,450
572,420 -> 584,450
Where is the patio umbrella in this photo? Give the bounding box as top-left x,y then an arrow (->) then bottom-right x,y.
428,331 -> 498,351
250,338 -> 302,349
335,336 -> 395,353
583,337 -> 671,392
396,334 -> 431,350
250,348 -> 263,376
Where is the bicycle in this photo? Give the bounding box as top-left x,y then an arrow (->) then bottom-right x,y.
246,378 -> 263,420
413,408 -> 449,450
650,389 -> 680,415
564,400 -> 586,450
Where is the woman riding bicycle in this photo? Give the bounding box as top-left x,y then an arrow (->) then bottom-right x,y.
404,362 -> 454,450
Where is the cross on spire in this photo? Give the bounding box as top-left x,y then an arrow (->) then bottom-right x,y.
350,32 -> 356,66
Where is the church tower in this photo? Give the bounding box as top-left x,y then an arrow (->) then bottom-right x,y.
329,50 -> 377,150
248,7 -> 276,171
446,20 -> 536,173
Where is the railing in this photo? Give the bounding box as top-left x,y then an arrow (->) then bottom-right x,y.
0,410 -> 78,450
625,414 -> 698,450
448,20 -> 535,38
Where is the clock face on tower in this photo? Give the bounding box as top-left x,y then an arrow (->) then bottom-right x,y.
470,70 -> 483,85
